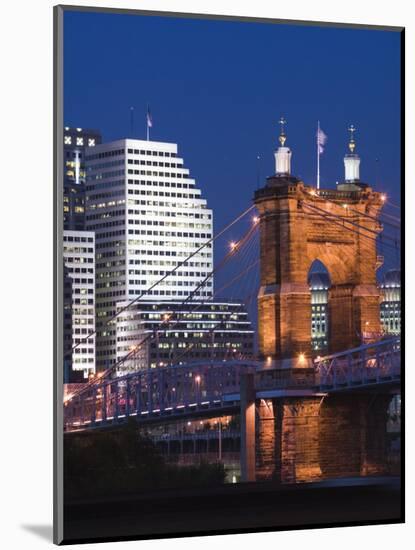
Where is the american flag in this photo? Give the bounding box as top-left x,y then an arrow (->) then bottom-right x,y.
317,125 -> 327,154
147,106 -> 153,128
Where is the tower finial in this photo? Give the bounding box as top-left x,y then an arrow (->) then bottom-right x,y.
348,124 -> 356,153
342,123 -> 360,184
279,116 -> 287,146
274,116 -> 291,175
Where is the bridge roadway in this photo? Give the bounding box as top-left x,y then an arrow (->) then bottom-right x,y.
64,338 -> 400,432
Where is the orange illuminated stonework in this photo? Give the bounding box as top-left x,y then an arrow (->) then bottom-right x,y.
254,176 -> 384,360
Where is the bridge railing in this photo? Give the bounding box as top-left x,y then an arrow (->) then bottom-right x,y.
255,367 -> 316,390
64,360 -> 257,431
314,338 -> 400,390
64,340 -> 401,431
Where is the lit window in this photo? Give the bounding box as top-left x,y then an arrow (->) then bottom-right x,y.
88,138 -> 95,147
76,137 -> 84,146
64,136 -> 72,145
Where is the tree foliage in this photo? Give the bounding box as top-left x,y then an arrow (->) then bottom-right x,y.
64,419 -> 226,500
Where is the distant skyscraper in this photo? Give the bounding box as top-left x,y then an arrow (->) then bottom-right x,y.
64,127 -> 102,230
63,230 -> 96,378
115,300 -> 254,372
308,272 -> 330,352
63,264 -> 74,383
85,139 -> 214,369
380,269 -> 401,335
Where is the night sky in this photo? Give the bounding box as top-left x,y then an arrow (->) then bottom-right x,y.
64,10 -> 402,294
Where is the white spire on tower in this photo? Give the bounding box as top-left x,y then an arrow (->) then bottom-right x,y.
274,116 -> 292,176
344,124 -> 360,182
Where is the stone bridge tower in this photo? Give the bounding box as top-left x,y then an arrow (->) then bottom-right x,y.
254,122 -> 384,361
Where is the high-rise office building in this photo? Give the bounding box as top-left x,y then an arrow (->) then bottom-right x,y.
63,230 -> 96,378
64,127 -> 102,230
115,300 -> 254,372
63,264 -> 74,383
85,139 -> 214,369
380,269 -> 401,335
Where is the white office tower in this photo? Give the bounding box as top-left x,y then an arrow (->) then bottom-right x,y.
63,230 -> 96,378
85,139 -> 214,369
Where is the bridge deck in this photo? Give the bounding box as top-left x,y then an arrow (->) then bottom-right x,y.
64,338 -> 400,432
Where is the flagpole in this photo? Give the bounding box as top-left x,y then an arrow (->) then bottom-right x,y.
317,120 -> 320,190
130,107 -> 134,138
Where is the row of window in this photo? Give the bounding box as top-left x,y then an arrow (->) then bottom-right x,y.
86,149 -> 124,161
127,249 -> 212,258
89,170 -> 125,181
72,308 -> 95,315
66,267 -> 94,274
67,277 -> 94,285
97,260 -> 125,269
128,259 -> 211,268
97,281 -> 126,289
127,159 -> 183,168
64,257 -> 94,264
95,230 -> 126,243
86,180 -> 124,192
87,189 -> 125,201
128,289 -> 211,297
127,169 -> 189,178
127,279 -> 212,287
127,239 -> 211,248
127,209 -> 211,220
72,298 -> 94,305
127,148 -> 177,157
126,199 -> 207,209
127,270 -> 210,277
96,249 -> 125,259
128,179 -> 194,189
87,199 -> 126,209
63,236 -> 94,243
65,136 -> 96,146
118,325 -> 251,335
128,220 -> 211,229
127,230 -> 211,239
63,246 -> 94,254
119,309 -> 244,321
86,209 -> 124,221
97,271 -> 124,279
127,189 -> 199,199
87,160 -> 124,171
88,219 -> 211,232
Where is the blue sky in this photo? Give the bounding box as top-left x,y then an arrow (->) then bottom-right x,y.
64,10 -> 402,288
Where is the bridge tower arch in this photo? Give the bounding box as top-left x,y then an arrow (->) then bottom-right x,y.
254,123 -> 384,362
308,260 -> 331,354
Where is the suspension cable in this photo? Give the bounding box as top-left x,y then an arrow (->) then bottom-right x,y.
66,220 -> 258,398
68,204 -> 255,354
302,202 -> 401,252
302,201 -> 400,245
303,189 -> 401,231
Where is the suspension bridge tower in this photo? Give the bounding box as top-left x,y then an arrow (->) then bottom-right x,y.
254,121 -> 384,363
